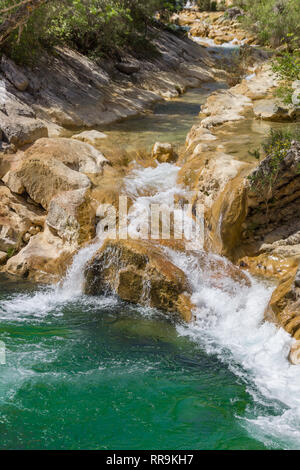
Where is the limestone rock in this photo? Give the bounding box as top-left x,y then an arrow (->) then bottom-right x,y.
2,170 -> 24,194
24,137 -> 108,174
253,99 -> 297,121
234,66 -> 277,100
84,239 -> 194,322
152,142 -> 177,163
1,55 -> 29,91
289,341 -> 300,365
46,188 -> 95,246
17,155 -> 91,211
190,23 -> 210,37
5,226 -> 74,283
71,130 -> 108,147
0,186 -> 45,254
0,114 -> 48,147
200,90 -> 252,128
15,137 -> 110,209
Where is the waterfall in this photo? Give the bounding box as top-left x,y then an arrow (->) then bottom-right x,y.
2,159 -> 300,448
185,1 -> 197,9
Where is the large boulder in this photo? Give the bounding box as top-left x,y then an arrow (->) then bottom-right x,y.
5,226 -> 74,283
24,137 -> 108,174
84,239 -> 194,322
0,81 -> 48,146
0,115 -> 48,147
15,138 -> 108,209
17,155 -> 91,210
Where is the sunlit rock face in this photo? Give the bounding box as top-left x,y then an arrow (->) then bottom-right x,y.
84,239 -> 194,322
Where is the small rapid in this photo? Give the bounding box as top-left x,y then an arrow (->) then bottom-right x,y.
1,56 -> 300,446
1,159 -> 300,449
121,162 -> 300,449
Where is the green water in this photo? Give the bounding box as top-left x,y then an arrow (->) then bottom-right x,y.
100,83 -> 226,152
0,277 -> 270,450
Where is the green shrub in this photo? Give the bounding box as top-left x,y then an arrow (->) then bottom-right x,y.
234,0 -> 300,49
271,52 -> 300,104
247,127 -> 300,196
0,0 -> 186,64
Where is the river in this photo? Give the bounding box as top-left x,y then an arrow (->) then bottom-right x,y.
0,42 -> 300,450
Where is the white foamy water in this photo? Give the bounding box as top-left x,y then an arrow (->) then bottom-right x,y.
164,248 -> 300,449
0,239 -> 104,320
190,35 -> 247,48
1,157 -> 300,448
124,163 -> 184,239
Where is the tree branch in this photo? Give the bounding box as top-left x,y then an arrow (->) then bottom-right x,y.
0,0 -> 48,45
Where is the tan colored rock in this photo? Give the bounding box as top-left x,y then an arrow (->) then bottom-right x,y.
0,186 -> 45,254
46,188 -> 95,247
84,239 -> 194,322
72,130 -> 108,147
5,226 -> 74,283
17,154 -> 91,210
152,142 -> 177,163
14,137 -> 109,210
190,23 -> 210,38
289,341 -> 300,365
2,170 -> 24,194
0,251 -> 7,265
0,114 -> 48,147
24,138 -> 108,174
186,125 -> 217,150
200,90 -> 252,128
253,99 -> 297,121
234,66 -> 277,100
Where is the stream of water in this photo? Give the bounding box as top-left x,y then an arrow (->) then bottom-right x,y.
1,42 -> 300,450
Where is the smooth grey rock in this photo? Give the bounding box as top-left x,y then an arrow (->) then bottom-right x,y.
1,55 -> 29,91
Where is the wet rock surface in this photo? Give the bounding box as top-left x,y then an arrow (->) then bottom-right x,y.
84,239 -> 194,322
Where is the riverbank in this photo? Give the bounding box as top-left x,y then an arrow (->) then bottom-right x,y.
1,5 -> 300,451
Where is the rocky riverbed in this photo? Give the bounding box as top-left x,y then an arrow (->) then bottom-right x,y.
1,7 -> 300,364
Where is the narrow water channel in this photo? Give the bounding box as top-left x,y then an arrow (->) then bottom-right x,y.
0,46 -> 300,450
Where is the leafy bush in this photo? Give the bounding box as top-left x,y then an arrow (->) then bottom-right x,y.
234,0 -> 300,49
271,52 -> 300,104
0,0 -> 185,64
248,127 -> 300,196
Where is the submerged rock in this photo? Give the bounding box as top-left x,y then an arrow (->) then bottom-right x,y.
84,239 -> 194,322
71,130 -> 108,147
